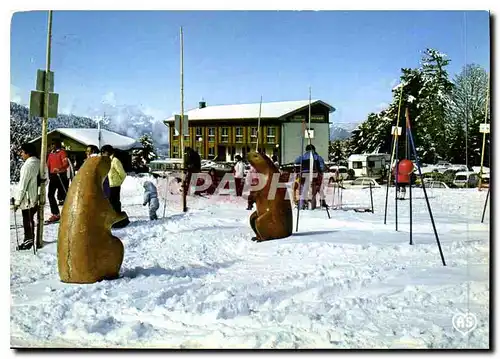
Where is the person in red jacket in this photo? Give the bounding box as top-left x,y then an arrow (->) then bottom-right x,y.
392,159 -> 413,200
45,139 -> 69,223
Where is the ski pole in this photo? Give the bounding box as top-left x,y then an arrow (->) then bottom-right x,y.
162,175 -> 169,218
29,206 -> 37,255
11,198 -> 20,248
57,173 -> 68,195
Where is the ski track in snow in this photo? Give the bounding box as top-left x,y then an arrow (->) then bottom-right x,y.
10,177 -> 490,349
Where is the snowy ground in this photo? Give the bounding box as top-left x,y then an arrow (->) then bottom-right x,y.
10,176 -> 490,349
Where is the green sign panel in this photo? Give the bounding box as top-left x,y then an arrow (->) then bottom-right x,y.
36,69 -> 54,92
174,114 -> 189,136
29,91 -> 59,118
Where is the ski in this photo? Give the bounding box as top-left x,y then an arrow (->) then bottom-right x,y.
44,220 -> 60,225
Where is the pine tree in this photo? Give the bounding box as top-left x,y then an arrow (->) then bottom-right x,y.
449,64 -> 490,167
132,134 -> 158,172
328,139 -> 350,165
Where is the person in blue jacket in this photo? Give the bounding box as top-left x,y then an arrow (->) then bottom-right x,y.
294,144 -> 327,210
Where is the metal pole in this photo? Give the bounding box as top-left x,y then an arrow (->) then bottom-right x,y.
295,120 -> 306,232
369,181 -> 374,213
407,110 -> 446,266
481,187 -> 490,223
255,96 -> 262,152
384,88 -> 403,225
180,26 -> 187,213
409,177 -> 413,245
36,10 -> 53,251
11,198 -> 20,248
407,109 -> 413,245
307,87 -> 313,208
383,133 -> 395,224
395,150 -> 399,232
478,73 -> 490,189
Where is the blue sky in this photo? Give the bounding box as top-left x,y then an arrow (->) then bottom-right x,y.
10,10 -> 490,126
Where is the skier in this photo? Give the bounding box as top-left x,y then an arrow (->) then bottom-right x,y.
100,145 -> 127,213
143,181 -> 160,220
184,147 -> 201,195
46,139 -> 69,223
294,144 -> 327,210
245,164 -> 260,210
101,145 -> 129,228
233,155 -> 245,196
12,143 -> 40,250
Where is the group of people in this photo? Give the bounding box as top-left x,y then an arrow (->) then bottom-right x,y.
12,140 -> 129,250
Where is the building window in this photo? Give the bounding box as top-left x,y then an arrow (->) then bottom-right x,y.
172,146 -> 179,158
196,127 -> 202,137
208,146 -> 215,158
250,127 -> 258,143
367,160 -> 376,168
293,115 -> 305,121
352,161 -> 363,169
208,127 -> 215,142
311,115 -> 325,121
235,127 -> 243,143
221,127 -> 229,143
172,127 -> 179,139
266,127 -> 276,144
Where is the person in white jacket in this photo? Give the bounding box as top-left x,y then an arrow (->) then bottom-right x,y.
233,155 -> 245,197
13,143 -> 41,250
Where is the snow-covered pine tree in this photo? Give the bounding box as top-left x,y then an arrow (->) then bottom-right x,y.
328,139 -> 349,165
131,134 -> 158,172
449,64 -> 490,166
349,111 -> 392,155
413,49 -> 454,163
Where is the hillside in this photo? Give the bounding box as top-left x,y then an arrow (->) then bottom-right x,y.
329,122 -> 359,141
9,102 -> 170,181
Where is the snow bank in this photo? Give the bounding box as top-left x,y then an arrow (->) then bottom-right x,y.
10,176 -> 490,349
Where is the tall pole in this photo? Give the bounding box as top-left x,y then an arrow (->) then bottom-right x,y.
307,87 -> 314,208
407,109 -> 446,266
308,86 -> 312,146
481,187 -> 490,223
478,73 -> 490,189
255,95 -> 263,152
407,108 -> 413,245
295,119 -> 307,232
36,10 -> 53,250
384,87 -> 404,225
180,26 -> 187,212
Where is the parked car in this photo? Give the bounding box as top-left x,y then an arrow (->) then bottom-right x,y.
344,177 -> 381,189
327,165 -> 349,180
419,180 -> 450,189
453,171 -> 479,188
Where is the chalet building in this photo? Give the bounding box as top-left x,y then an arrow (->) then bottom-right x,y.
164,99 -> 335,164
29,128 -> 143,172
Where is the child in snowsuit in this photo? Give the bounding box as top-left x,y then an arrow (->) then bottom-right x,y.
143,181 -> 160,220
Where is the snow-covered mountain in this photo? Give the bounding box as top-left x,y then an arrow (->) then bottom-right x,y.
329,122 -> 359,141
86,103 -> 169,147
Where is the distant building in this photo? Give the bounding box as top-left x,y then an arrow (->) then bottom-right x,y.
29,128 -> 143,171
164,99 -> 335,164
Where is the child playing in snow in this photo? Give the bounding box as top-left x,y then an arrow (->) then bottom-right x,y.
143,181 -> 160,220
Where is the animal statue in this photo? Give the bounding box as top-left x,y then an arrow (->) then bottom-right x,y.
57,156 -> 127,283
246,151 -> 293,242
